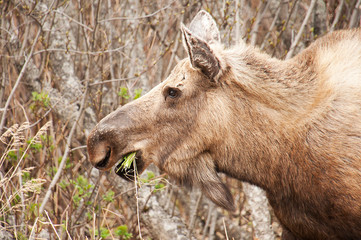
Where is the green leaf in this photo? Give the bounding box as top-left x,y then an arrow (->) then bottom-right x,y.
59,180 -> 69,189
147,171 -> 155,180
118,87 -> 130,99
95,227 -> 110,239
102,190 -> 115,202
133,89 -> 142,100
115,225 -> 133,239
101,228 -> 110,238
155,183 -> 165,190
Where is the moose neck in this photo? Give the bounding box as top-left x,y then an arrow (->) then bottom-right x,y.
214,46 -> 319,195
227,46 -> 318,116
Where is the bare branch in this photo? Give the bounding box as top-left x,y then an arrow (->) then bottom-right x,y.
250,0 -> 271,46
98,0 -> 176,23
286,0 -> 317,59
349,0 -> 361,28
53,9 -> 94,32
260,1 -> 282,50
37,85 -> 88,215
0,27 -> 41,133
0,0 -> 57,133
330,0 -> 344,32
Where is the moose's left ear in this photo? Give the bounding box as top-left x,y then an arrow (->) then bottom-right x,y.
182,10 -> 222,81
181,24 -> 221,81
188,10 -> 220,44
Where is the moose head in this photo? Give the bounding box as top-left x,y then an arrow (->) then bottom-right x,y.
87,11 -> 240,211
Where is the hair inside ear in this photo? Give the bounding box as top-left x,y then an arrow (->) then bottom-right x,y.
181,24 -> 221,81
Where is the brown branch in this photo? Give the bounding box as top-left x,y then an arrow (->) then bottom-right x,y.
260,1 -> 282,50
349,0 -> 361,28
0,24 -> 42,133
286,0 -> 317,59
272,0 -> 299,57
330,0 -> 344,32
37,82 -> 89,216
98,0 -> 176,23
250,0 -> 271,46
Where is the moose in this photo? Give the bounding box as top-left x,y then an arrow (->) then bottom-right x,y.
87,11 -> 361,239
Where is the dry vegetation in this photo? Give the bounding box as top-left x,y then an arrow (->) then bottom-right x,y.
0,0 -> 360,239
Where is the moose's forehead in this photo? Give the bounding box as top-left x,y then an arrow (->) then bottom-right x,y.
164,59 -> 194,85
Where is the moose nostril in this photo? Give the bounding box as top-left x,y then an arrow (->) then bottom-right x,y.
95,147 -> 111,169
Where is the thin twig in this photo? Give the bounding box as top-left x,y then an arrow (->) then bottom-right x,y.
17,166 -> 25,232
170,189 -> 178,217
165,185 -> 174,210
286,0 -> 317,59
330,0 -> 344,32
53,9 -> 93,31
223,218 -> 229,240
272,0 -> 299,57
134,158 -> 143,239
202,203 -> 215,240
98,0 -> 175,23
250,0 -> 271,46
349,0 -> 361,28
260,1 -> 282,50
45,210 -> 61,240
0,28 -> 41,133
18,22 -> 30,61
70,145 -> 87,152
89,77 -> 132,86
65,212 -> 73,240
188,191 -> 202,238
106,0 -> 115,81
209,204 -> 218,240
0,172 -> 17,238
235,0 -> 240,43
164,13 -> 184,77
37,83 -> 89,215
0,0 -> 56,133
31,44 -> 130,56
29,217 -> 39,239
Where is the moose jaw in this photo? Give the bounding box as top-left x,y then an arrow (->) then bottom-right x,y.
87,11 -> 361,240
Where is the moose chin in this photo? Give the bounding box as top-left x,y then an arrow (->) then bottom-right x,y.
87,10 -> 361,240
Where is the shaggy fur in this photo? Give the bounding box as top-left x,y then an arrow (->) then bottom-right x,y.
87,11 -> 361,240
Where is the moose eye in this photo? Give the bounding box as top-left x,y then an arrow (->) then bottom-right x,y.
163,86 -> 182,101
167,88 -> 180,99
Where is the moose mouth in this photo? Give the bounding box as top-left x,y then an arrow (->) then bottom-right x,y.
114,150 -> 144,181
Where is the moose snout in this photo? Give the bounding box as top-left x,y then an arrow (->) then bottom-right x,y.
87,109 -> 133,170
87,132 -> 114,170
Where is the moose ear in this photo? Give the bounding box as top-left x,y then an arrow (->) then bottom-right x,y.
188,10 -> 220,44
181,25 -> 221,81
181,11 -> 221,81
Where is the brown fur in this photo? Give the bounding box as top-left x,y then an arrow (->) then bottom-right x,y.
87,11 -> 361,240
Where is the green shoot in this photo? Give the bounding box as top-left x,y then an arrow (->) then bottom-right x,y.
118,152 -> 136,171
